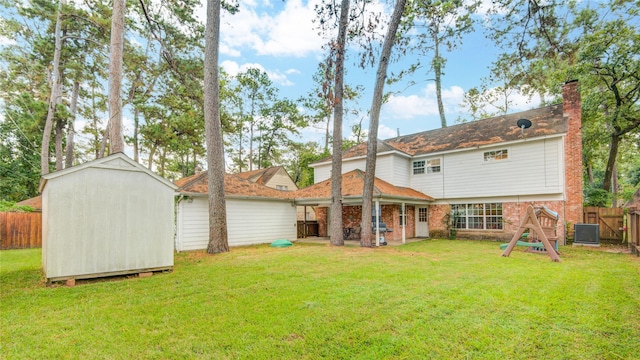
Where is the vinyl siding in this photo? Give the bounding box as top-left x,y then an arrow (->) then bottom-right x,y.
410,138 -> 563,199
176,197 -> 297,251
312,154 -> 408,184
264,168 -> 298,190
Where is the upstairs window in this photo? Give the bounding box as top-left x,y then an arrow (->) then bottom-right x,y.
413,160 -> 425,174
427,158 -> 441,173
484,149 -> 508,162
276,185 -> 288,190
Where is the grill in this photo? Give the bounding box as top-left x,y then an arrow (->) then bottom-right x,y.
372,222 -> 392,245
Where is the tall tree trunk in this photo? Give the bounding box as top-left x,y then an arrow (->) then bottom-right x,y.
204,0 -> 229,254
602,132 -> 620,192
249,122 -> 254,171
330,0 -> 351,247
148,144 -> 156,170
40,0 -> 65,176
55,119 -> 64,171
324,114 -> 331,153
65,80 -> 79,168
108,0 -> 125,153
160,147 -> 166,177
133,109 -> 140,162
98,123 -> 109,158
361,0 -> 407,247
433,34 -> 446,128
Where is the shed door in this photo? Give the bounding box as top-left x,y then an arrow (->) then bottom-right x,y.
416,207 -> 429,237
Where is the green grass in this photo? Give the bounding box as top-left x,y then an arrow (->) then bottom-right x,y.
1,240 -> 639,359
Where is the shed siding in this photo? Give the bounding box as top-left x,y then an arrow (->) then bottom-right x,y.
42,166 -> 174,279
409,138 -> 563,199
176,197 -> 297,250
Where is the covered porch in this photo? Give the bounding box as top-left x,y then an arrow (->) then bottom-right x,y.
292,170 -> 434,246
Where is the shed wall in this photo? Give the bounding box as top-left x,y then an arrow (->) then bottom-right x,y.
42,167 -> 174,279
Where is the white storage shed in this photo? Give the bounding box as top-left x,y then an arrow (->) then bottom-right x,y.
175,172 -> 297,251
40,153 -> 177,282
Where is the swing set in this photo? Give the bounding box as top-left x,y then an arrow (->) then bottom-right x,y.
501,205 -> 561,262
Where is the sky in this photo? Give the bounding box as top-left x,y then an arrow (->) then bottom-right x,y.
0,0 -> 545,159
198,0 -> 543,145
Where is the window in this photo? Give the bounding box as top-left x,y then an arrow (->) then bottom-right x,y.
427,158 -> 441,173
451,203 -> 503,230
276,185 -> 288,190
484,149 -> 508,162
413,160 -> 425,174
418,207 -> 428,222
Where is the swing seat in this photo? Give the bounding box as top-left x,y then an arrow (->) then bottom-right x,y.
499,241 -> 546,250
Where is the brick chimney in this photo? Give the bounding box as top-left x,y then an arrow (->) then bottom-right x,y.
562,80 -> 583,234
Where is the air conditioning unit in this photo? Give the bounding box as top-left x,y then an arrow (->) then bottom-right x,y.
574,224 -> 600,246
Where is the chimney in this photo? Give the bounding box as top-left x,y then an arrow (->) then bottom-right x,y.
562,80 -> 583,237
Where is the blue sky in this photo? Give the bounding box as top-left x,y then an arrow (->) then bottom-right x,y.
204,0 -> 543,145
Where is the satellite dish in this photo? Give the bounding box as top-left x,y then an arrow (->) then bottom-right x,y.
517,118 -> 532,138
517,118 -> 532,129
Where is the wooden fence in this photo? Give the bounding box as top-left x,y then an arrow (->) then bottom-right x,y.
628,209 -> 640,256
583,207 -> 624,242
0,212 -> 42,249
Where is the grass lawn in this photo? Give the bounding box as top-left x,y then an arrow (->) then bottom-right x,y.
1,240 -> 639,359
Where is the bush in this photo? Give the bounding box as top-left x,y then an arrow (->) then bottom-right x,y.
0,200 -> 35,212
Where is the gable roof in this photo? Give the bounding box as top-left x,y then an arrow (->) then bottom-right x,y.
292,169 -> 433,204
234,166 -> 281,185
176,169 -> 433,204
386,104 -> 566,156
175,172 -> 293,199
313,103 -> 567,164
39,152 -> 178,192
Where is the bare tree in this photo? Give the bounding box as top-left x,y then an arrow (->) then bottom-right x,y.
204,0 -> 229,254
108,0 -> 125,153
361,0 -> 407,247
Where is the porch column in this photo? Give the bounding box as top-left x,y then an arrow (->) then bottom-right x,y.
402,202 -> 406,244
375,200 -> 380,247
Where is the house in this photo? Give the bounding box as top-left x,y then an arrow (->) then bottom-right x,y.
309,80 -> 584,244
174,172 -> 297,251
40,153 -> 177,282
234,166 -> 316,221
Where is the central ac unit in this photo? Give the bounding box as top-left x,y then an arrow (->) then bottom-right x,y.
574,224 -> 600,246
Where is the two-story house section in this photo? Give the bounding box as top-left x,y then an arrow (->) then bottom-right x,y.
310,80 -> 583,243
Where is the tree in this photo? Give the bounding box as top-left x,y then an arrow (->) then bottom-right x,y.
360,0 -> 407,247
484,0 -> 640,200
107,0 -> 125,154
406,0 -> 478,128
40,0 -> 65,175
203,0 -> 229,254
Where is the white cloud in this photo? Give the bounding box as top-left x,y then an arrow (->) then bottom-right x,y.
220,60 -> 297,86
0,36 -> 16,46
384,84 -> 466,120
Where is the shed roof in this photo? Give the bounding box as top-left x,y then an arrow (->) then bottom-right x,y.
16,195 -> 42,210
38,153 -> 178,192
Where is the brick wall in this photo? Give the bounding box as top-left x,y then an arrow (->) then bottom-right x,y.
562,80 -> 584,233
429,201 -> 567,242
313,204 -> 416,240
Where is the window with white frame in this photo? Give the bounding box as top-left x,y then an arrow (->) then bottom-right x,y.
427,158 -> 441,173
484,149 -> 508,162
276,185 -> 288,190
413,160 -> 425,174
451,203 -> 503,230
399,206 -> 406,225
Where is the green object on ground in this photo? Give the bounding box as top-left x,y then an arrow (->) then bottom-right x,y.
270,239 -> 293,247
499,241 -> 545,250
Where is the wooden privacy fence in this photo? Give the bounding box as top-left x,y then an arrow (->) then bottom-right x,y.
628,209 -> 640,256
583,207 -> 624,242
0,212 -> 42,249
